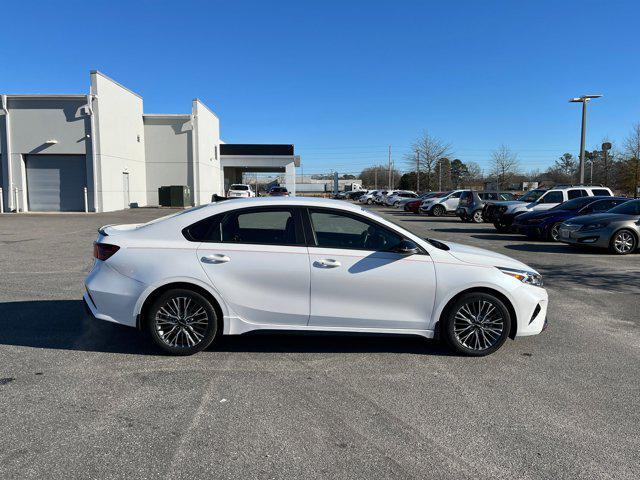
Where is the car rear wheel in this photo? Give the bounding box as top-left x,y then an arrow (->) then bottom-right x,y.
367,198 -> 373,204
431,205 -> 445,217
471,210 -> 484,223
609,229 -> 637,255
443,293 -> 511,356
393,201 -> 400,208
147,289 -> 219,355
548,222 -> 562,242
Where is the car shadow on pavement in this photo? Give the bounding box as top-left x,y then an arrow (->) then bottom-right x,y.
537,264 -> 640,293
0,300 -> 453,356
470,234 -> 522,242
213,332 -> 454,356
503,243 -> 585,254
0,300 -> 157,355
434,227 -> 493,234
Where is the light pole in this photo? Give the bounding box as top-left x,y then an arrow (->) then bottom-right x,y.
569,94 -> 602,184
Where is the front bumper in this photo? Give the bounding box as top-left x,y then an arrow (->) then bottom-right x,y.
513,284 -> 549,337
558,226 -> 609,248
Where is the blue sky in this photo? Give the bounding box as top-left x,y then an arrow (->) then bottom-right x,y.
1,0 -> 639,175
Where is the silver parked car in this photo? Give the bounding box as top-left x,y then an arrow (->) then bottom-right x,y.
558,199 -> 640,254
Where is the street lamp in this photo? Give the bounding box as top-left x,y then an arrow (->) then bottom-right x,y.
569,94 -> 602,184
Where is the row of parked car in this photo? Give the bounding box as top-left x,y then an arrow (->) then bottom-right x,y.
343,186 -> 640,255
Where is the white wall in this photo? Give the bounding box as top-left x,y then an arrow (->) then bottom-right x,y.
192,99 -> 221,204
91,71 -> 147,211
143,115 -> 192,205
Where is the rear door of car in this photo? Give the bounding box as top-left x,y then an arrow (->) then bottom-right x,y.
304,207 -> 436,330
196,206 -> 310,326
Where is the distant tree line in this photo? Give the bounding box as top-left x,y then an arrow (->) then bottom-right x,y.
356,123 -> 640,196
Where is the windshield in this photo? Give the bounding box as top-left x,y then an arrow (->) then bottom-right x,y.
230,184 -> 249,190
551,197 -> 596,211
519,189 -> 546,202
607,200 -> 640,215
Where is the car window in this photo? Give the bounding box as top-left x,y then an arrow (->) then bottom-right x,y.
230,184 -> 249,191
219,208 -> 302,245
586,200 -> 616,213
538,191 -> 563,204
553,197 -> 595,211
500,193 -> 515,200
567,189 -> 587,199
448,192 -> 462,199
592,189 -> 612,196
309,209 -> 402,251
607,200 -> 640,215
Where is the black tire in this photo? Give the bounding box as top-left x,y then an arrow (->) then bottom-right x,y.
367,198 -> 373,205
609,229 -> 638,255
471,210 -> 484,223
431,205 -> 445,217
493,221 -> 509,233
547,222 -> 562,242
393,201 -> 400,208
442,292 -> 511,356
147,288 -> 219,355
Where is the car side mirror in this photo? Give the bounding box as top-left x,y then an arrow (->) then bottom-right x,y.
394,239 -> 419,255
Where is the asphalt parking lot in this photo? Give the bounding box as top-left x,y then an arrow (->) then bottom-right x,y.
1,205 -> 639,479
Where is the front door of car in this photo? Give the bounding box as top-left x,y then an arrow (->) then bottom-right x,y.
444,192 -> 462,211
304,208 -> 436,331
196,207 -> 310,326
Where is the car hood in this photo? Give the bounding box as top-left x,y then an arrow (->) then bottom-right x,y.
487,200 -> 525,207
444,241 -> 535,272
516,209 -> 571,222
563,213 -> 637,225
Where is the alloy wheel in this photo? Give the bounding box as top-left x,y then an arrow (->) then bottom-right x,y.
550,223 -> 561,242
453,300 -> 505,351
472,210 -> 483,223
613,231 -> 636,255
154,296 -> 210,349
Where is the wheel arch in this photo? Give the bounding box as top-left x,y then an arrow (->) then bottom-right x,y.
611,227 -> 639,246
434,286 -> 518,340
136,280 -> 226,333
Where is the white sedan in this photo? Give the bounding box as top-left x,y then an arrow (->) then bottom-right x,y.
84,198 -> 548,356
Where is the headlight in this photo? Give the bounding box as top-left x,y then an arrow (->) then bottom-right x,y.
581,222 -> 608,231
497,267 -> 543,287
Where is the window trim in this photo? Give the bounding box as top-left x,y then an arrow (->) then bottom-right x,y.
183,205 -> 306,247
302,206 -> 427,255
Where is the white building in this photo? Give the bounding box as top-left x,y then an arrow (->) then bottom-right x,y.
0,71 -> 300,212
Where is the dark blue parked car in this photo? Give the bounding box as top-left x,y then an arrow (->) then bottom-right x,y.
512,196 -> 630,241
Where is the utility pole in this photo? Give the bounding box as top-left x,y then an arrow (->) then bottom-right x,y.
374,168 -> 378,189
589,160 -> 593,185
438,159 -> 442,191
602,142 -> 611,186
387,145 -> 392,189
416,150 -> 420,192
569,95 -> 602,184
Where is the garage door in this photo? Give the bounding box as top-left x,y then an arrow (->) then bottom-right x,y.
26,155 -> 86,212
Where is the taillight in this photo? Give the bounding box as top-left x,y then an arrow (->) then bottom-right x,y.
94,243 -> 120,261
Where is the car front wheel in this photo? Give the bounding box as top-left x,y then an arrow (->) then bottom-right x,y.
548,222 -> 562,242
609,229 -> 637,255
147,289 -> 219,355
442,292 -> 511,356
471,210 -> 484,223
431,205 -> 445,217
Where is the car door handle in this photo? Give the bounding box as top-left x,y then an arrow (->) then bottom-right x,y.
315,258 -> 341,268
201,254 -> 230,264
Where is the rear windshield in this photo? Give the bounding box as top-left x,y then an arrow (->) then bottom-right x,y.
230,185 -> 249,191
271,187 -> 287,192
592,189 -> 611,196
607,200 -> 640,215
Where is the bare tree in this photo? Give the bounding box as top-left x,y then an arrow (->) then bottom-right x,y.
491,145 -> 520,191
405,131 -> 451,191
624,123 -> 640,197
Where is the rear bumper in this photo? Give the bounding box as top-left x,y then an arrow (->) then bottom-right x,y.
84,261 -> 146,328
